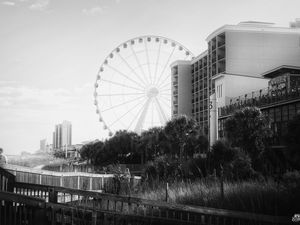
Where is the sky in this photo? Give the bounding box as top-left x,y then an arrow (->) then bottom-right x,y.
0,0 -> 299,155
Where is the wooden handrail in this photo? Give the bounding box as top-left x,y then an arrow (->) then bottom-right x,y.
14,181 -> 290,224
4,164 -> 115,178
0,165 -> 15,192
0,190 -> 45,207
0,166 -> 15,180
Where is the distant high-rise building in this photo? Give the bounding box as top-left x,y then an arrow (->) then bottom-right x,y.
40,139 -> 47,152
52,120 -> 72,150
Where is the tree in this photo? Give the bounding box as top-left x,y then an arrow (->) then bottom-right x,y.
94,130 -> 140,166
285,113 -> 300,169
80,141 -> 103,164
224,107 -> 272,169
164,115 -> 208,163
0,148 -> 6,165
53,149 -> 65,158
139,127 -> 169,163
210,140 -> 236,168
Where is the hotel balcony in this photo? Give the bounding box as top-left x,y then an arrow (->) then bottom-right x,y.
218,87 -> 300,118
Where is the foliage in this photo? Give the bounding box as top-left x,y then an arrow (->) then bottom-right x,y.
230,150 -> 256,180
142,155 -> 208,184
53,149 -> 65,158
164,115 -> 208,161
138,127 -> 167,162
209,140 -> 256,180
79,116 -> 208,169
285,113 -> 300,169
0,147 -> 5,165
93,130 -> 141,166
80,141 -> 103,164
224,107 -> 272,168
210,140 -> 235,168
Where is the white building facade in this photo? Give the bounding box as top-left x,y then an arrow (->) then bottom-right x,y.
171,19 -> 300,144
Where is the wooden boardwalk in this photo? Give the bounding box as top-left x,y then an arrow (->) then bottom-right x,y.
0,166 -> 292,225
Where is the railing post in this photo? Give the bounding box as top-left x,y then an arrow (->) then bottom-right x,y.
89,177 -> 93,190
78,176 -> 80,189
60,175 -> 63,187
33,203 -> 47,225
165,182 -> 169,202
220,165 -> 224,200
91,211 -> 97,225
49,188 -> 57,203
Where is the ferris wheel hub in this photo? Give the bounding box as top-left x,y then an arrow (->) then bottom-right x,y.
147,87 -> 159,98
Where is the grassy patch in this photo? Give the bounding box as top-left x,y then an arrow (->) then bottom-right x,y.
135,178 -> 300,216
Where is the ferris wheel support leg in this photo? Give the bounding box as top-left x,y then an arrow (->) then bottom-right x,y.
134,98 -> 152,134
154,98 -> 167,124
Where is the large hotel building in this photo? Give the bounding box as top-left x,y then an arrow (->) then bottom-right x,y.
52,120 -> 72,150
171,19 -> 300,146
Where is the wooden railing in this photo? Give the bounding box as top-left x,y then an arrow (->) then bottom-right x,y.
0,190 -> 196,225
0,166 -> 15,192
4,164 -> 140,192
14,181 -> 291,225
0,166 -> 292,225
0,191 -> 46,225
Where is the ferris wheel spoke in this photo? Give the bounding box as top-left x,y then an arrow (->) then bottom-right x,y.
107,97 -> 146,128
154,97 -> 167,124
130,44 -> 150,85
144,41 -> 152,84
158,81 -> 171,90
127,98 -> 148,130
155,46 -> 176,86
160,88 -> 171,93
106,64 -> 145,89
153,41 -> 162,85
159,92 -> 171,96
102,95 -> 145,112
159,96 -> 171,106
158,97 -> 171,115
98,92 -> 144,97
151,100 -> 154,127
101,79 -> 144,92
157,73 -> 171,90
160,95 -> 171,103
134,97 -> 152,133
116,52 -> 148,87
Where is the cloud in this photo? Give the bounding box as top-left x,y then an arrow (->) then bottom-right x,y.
0,82 -> 94,113
29,0 -> 49,11
2,1 -> 16,6
82,6 -> 104,16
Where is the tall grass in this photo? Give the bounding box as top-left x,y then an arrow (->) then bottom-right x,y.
135,178 -> 300,216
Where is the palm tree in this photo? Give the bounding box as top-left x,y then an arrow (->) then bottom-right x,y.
164,115 -> 205,163
139,127 -> 166,163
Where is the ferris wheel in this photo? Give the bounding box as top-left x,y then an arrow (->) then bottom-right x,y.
94,35 -> 194,136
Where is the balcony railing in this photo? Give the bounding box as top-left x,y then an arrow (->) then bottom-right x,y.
219,88 -> 300,117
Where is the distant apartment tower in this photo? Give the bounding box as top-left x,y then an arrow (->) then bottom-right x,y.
40,139 -> 47,152
171,19 -> 300,136
52,120 -> 72,150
